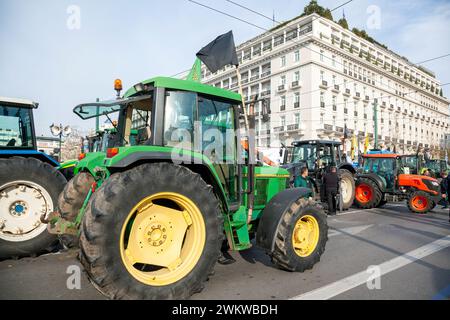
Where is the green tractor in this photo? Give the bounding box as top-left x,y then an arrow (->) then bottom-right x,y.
281,140 -> 356,210
47,77 -> 328,299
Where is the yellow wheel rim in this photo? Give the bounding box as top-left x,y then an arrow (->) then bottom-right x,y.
120,192 -> 205,286
291,215 -> 320,257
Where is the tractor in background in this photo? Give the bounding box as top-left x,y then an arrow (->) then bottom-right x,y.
354,153 -> 441,213
0,97 -> 66,259
282,140 -> 356,210
46,76 -> 329,300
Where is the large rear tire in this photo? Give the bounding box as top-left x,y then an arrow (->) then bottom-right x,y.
339,169 -> 355,210
0,157 -> 66,259
57,172 -> 95,247
407,191 -> 432,214
79,163 -> 223,299
271,198 -> 328,272
354,177 -> 382,209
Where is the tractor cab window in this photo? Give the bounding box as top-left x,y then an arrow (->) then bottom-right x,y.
318,144 -> 333,168
163,91 -> 196,149
0,105 -> 34,148
198,96 -> 237,203
362,157 -> 396,189
292,144 -> 316,169
129,98 -> 153,146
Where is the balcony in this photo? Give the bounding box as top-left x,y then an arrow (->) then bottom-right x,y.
381,101 -> 387,109
319,80 -> 328,89
294,102 -> 300,108
278,85 -> 286,92
287,124 -> 299,131
230,82 -> 238,89
253,50 -> 261,57
242,78 -> 249,84
320,102 -> 325,108
364,95 -> 370,102
261,70 -> 271,78
260,90 -> 271,97
273,126 -> 285,133
250,75 -> 259,82
280,105 -> 286,111
354,92 -> 361,99
324,124 -> 334,133
343,88 -> 351,96
332,85 -> 340,93
291,81 -> 300,88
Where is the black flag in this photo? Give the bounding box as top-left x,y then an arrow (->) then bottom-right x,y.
196,31 -> 239,73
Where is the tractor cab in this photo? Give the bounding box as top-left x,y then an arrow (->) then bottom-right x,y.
356,153 -> 441,213
0,97 -> 37,150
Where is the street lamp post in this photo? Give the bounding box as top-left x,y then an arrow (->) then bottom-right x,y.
50,123 -> 72,162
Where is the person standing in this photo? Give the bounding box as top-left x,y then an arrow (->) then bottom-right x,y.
294,167 -> 313,198
323,165 -> 340,215
440,171 -> 448,209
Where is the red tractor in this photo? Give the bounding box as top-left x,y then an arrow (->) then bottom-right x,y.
354,154 -> 441,213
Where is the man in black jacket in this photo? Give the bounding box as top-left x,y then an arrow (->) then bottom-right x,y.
323,164 -> 340,215
440,171 -> 448,209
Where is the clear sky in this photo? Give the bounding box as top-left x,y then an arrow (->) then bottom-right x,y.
1,0 -> 449,136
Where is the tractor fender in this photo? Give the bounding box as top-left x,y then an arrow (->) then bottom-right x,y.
356,173 -> 386,191
256,187 -> 312,252
338,163 -> 356,175
0,150 -> 59,167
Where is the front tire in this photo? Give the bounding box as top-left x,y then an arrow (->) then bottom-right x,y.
407,191 -> 432,214
79,163 -> 223,299
354,178 -> 382,209
0,157 -> 66,259
271,198 -> 328,272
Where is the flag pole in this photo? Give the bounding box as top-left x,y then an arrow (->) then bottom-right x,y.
235,66 -> 250,131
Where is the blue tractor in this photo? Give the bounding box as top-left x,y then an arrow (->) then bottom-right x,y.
0,97 -> 67,259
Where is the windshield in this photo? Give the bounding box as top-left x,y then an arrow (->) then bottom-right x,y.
292,144 -> 316,169
0,105 -> 34,148
401,156 -> 418,174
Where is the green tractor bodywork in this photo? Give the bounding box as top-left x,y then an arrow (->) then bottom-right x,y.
49,76 -> 328,299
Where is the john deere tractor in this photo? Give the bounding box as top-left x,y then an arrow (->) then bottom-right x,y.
354,153 -> 441,213
47,77 -> 328,300
0,97 -> 66,259
282,140 -> 356,210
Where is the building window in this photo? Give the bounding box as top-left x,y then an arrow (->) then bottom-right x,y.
320,71 -> 324,81
280,96 -> 286,111
281,56 -> 286,67
280,75 -> 286,85
294,50 -> 300,62
320,115 -> 324,124
294,71 -> 300,82
320,50 -> 324,62
281,115 -> 286,127
332,55 -> 336,67
295,113 -> 300,125
294,92 -> 300,108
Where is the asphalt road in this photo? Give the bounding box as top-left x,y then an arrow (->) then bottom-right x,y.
1,203 -> 449,300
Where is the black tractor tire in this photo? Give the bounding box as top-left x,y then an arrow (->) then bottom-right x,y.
57,172 -> 95,248
354,177 -> 382,209
79,163 -> 223,300
339,169 -> 355,210
271,198 -> 328,272
407,190 -> 433,214
377,200 -> 387,208
0,157 -> 66,259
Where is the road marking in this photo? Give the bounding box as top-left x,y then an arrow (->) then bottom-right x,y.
291,235 -> 450,300
329,224 -> 374,237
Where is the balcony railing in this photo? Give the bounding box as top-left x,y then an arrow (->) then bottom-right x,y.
324,124 -> 333,131
274,126 -> 284,133
261,70 -> 271,78
344,88 -> 351,96
278,85 -> 286,92
291,81 -> 300,88
320,80 -> 328,88
287,124 -> 299,131
250,75 -> 259,81
260,90 -> 271,97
